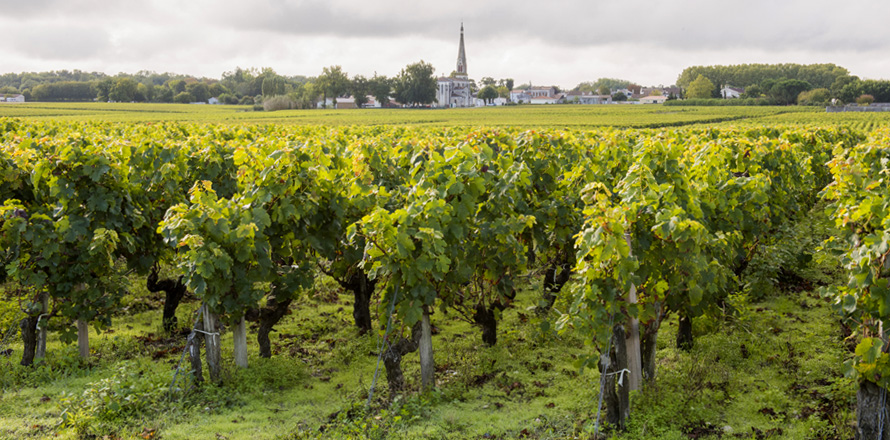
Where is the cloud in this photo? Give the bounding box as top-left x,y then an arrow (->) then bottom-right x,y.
6,23 -> 112,60
0,0 -> 889,86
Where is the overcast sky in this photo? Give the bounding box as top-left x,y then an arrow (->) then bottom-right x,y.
2,0 -> 889,87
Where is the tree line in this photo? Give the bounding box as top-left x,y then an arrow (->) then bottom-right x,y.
0,61 -> 487,109
677,63 -> 890,105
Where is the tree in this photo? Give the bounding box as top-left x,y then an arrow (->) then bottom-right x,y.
393,60 -> 437,107
187,82 -> 211,103
740,84 -> 764,99
797,88 -> 830,106
496,86 -> 509,99
109,77 -> 138,102
767,79 -> 811,105
317,65 -> 349,108
612,92 -> 628,102
598,85 -> 611,96
480,76 -> 496,87
368,74 -> 392,107
351,75 -> 370,108
686,75 -> 715,99
261,76 -> 286,97
173,92 -> 194,103
478,85 -> 498,104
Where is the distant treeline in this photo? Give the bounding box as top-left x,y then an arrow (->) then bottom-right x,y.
0,68 -> 318,107
676,63 -> 890,105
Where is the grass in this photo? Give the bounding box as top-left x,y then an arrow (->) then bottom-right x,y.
0,224 -> 857,439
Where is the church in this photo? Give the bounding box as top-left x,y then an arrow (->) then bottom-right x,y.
436,25 -> 474,108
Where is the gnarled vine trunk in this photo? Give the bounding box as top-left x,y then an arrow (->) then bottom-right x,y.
147,267 -> 188,333
537,251 -> 572,316
383,322 -> 422,393
188,320 -> 204,385
856,380 -> 890,439
602,324 -> 630,431
335,269 -> 375,334
473,303 -> 503,347
19,315 -> 38,366
677,311 -> 693,351
641,305 -> 665,381
247,295 -> 293,359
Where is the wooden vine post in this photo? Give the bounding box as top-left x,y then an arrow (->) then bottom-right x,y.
233,316 -> 248,369
35,294 -> 48,360
202,304 -> 221,383
624,233 -> 642,392
419,307 -> 435,390
76,319 -> 89,359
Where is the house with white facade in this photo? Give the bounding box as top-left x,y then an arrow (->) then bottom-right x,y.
577,94 -> 613,105
0,94 -> 25,103
721,86 -> 745,99
639,95 -> 668,104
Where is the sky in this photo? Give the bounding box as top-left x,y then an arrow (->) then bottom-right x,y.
2,0 -> 889,88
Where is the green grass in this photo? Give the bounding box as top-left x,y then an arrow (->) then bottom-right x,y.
0,245 -> 856,440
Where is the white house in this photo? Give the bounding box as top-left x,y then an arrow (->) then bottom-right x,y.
529,95 -> 564,105
577,94 -> 613,105
721,86 -> 745,99
0,94 -> 25,103
208,97 -> 220,105
473,96 -> 508,106
510,90 -> 531,103
639,95 -> 668,104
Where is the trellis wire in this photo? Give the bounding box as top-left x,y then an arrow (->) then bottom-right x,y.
168,303 -> 206,399
366,285 -> 400,408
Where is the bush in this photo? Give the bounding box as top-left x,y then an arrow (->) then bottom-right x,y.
797,88 -> 831,106
856,94 -> 875,106
263,95 -> 298,112
238,95 -> 254,106
217,93 -> 239,105
58,361 -> 169,437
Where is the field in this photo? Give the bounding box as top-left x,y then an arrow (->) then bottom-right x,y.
2,101 -> 888,129
0,106 -> 885,440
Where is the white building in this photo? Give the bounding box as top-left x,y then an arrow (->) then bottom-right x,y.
577,95 -> 613,105
639,95 -> 668,104
721,86 -> 745,99
0,94 -> 25,103
436,24 -> 473,108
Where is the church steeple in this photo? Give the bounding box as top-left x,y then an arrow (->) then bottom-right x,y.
456,23 -> 467,78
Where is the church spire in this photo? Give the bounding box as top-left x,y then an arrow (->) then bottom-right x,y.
456,23 -> 467,77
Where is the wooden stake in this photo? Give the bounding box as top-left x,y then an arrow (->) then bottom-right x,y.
76,319 -> 89,359
233,316 -> 248,369
624,233 -> 643,392
419,308 -> 435,391
35,294 -> 48,360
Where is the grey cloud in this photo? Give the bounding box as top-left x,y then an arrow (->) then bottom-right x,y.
207,0 -> 890,53
8,24 -> 111,60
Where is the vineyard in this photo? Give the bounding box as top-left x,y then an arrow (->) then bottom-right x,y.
0,117 -> 888,439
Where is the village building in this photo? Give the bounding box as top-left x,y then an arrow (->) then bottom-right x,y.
721,86 -> 745,99
0,94 -> 25,103
639,95 -> 668,104
436,24 -> 473,108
